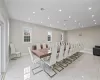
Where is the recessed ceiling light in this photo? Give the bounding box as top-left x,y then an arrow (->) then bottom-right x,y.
92,15 -> 94,18
93,20 -> 96,21
57,21 -> 59,23
33,12 -> 35,14
41,21 -> 42,23
75,20 -> 77,22
88,7 -> 92,10
48,18 -> 50,19
82,76 -> 84,78
69,16 -> 71,18
95,23 -> 96,24
59,9 -> 62,12
48,16 -> 50,19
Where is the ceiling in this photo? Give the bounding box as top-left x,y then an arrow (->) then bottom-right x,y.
5,0 -> 100,30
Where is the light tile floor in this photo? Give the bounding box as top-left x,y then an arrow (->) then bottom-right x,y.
4,53 -> 100,80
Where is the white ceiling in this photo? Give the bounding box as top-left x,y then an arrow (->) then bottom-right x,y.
5,0 -> 100,30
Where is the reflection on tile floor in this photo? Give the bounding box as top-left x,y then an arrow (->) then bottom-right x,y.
4,53 -> 100,80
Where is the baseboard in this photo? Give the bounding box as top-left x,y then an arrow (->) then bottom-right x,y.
21,53 -> 29,56
80,48 -> 93,54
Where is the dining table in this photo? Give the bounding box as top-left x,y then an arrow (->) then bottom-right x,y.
31,48 -> 51,58
31,45 -> 66,59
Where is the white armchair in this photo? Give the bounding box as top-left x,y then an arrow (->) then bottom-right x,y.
10,43 -> 21,59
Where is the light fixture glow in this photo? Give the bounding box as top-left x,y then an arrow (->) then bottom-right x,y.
64,24 -> 66,26
82,76 -> 84,78
69,16 -> 71,18
41,21 -> 42,23
93,20 -> 96,21
75,20 -> 76,22
88,7 -> 92,10
95,23 -> 96,24
33,12 -> 35,14
92,15 -> 94,18
48,16 -> 50,19
59,9 -> 62,12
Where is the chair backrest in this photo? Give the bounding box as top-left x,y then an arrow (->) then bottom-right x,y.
32,45 -> 37,50
64,44 -> 69,59
36,43 -> 41,49
46,44 -> 48,48
43,43 -> 46,48
40,44 -> 43,49
69,44 -> 74,56
10,43 -> 16,54
49,44 -> 57,66
58,45 -> 64,61
28,47 -> 34,63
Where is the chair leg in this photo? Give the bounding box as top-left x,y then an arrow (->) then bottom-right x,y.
57,61 -> 68,68
63,59 -> 71,65
44,66 -> 57,78
65,58 -> 72,63
32,66 -> 43,75
53,63 -> 64,72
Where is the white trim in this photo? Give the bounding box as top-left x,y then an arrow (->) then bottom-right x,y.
21,53 -> 29,56
23,27 -> 32,44
80,48 -> 93,54
47,31 -> 52,42
0,25 -> 1,76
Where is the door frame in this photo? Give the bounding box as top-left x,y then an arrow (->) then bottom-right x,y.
0,12 -> 4,78
0,23 -> 1,78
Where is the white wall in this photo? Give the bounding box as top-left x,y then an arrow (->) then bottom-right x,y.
10,19 -> 65,54
66,26 -> 100,54
0,0 -> 9,72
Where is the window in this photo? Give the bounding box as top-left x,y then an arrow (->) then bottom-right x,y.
23,27 -> 32,43
61,33 -> 64,41
48,31 -> 52,42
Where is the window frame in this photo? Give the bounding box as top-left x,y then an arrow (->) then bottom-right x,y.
23,27 -> 32,43
47,31 -> 52,42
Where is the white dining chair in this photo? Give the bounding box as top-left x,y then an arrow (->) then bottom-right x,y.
57,45 -> 64,62
36,43 -> 41,50
43,43 -> 46,48
68,44 -> 77,61
69,44 -> 74,56
63,44 -> 69,59
62,44 -> 72,64
56,44 -> 68,68
10,43 -> 21,59
28,47 -> 43,75
43,44 -> 57,77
